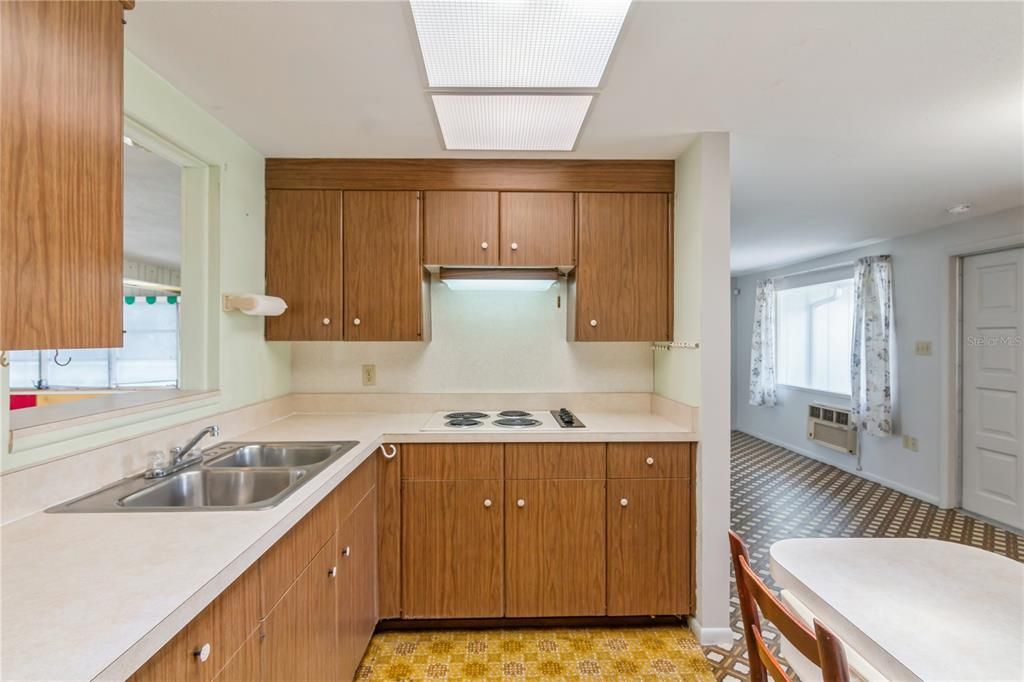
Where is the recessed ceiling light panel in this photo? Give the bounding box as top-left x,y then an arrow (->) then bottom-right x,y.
432,94 -> 592,151
411,0 -> 631,88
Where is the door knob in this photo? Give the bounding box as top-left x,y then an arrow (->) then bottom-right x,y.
646,456 -> 655,466
620,498 -> 629,507
353,317 -> 361,326
510,242 -> 519,251
483,498 -> 492,508
516,499 -> 525,508
322,317 -> 331,325
590,319 -> 598,327
481,241 -> 489,250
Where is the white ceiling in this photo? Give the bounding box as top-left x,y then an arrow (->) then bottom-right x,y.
125,1 -> 1023,273
124,143 -> 181,269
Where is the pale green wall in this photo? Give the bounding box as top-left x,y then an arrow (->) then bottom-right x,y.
653,139 -> 704,405
0,53 -> 290,471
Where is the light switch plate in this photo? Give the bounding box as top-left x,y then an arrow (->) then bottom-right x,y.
362,364 -> 376,386
914,341 -> 933,356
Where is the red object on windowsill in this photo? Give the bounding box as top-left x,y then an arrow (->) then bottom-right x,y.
10,394 -> 37,410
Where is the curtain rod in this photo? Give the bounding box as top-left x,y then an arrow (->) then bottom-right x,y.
772,260 -> 856,281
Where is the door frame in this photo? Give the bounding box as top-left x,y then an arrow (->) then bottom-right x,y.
946,236 -> 1024,511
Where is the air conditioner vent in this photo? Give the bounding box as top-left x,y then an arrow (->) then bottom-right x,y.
807,401 -> 856,454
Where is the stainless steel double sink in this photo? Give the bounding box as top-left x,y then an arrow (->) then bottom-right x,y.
47,442 -> 358,513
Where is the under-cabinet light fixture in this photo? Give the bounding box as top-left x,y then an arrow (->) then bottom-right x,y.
440,268 -> 560,292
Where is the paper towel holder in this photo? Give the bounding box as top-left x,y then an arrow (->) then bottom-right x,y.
222,294 -> 288,316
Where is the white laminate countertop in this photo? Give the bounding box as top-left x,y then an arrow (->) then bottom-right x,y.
770,538 -> 1024,682
0,411 -> 695,681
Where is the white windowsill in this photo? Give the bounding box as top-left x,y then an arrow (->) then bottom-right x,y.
9,389 -> 220,439
776,384 -> 852,404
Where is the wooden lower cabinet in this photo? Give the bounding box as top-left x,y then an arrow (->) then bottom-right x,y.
212,630 -> 261,682
505,479 -> 606,617
402,479 -> 504,618
338,487 -> 379,680
607,478 -> 692,616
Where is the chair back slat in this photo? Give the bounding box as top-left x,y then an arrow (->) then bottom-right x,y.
729,530 -> 768,682
815,619 -> 851,682
737,552 -> 821,664
752,627 -> 792,682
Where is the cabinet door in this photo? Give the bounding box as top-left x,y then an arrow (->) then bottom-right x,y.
265,190 -> 343,341
402,480 -> 503,618
0,0 -> 125,350
211,631 -> 261,682
499,192 -> 574,266
607,478 -> 691,616
377,446 -> 402,619
574,193 -> 671,341
343,191 -> 424,341
338,488 -> 378,680
505,479 -> 606,617
262,537 -> 337,680
422,191 -> 499,266
128,628 -> 191,682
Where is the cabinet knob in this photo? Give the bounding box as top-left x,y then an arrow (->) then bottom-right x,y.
481,241 -> 489,250
342,546 -> 351,557
646,456 -> 655,466
590,319 -> 598,327
322,317 -> 331,325
510,242 -> 519,251
328,566 -> 337,578
194,643 -> 211,663
620,498 -> 629,507
516,499 -> 525,508
353,317 -> 361,326
483,498 -> 492,508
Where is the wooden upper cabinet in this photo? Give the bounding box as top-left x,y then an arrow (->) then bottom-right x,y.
499,193 -> 574,266
343,191 -> 425,341
422,191 -> 499,266
0,0 -> 126,350
573,192 -> 672,342
265,190 -> 343,341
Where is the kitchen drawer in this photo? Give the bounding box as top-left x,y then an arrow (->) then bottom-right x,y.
259,491 -> 336,616
607,443 -> 693,479
505,443 -> 605,479
402,443 -> 503,480
334,454 -> 376,524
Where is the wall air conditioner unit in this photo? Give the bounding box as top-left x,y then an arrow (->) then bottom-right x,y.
807,402 -> 857,454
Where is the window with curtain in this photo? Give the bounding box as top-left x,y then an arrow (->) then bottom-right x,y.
8,297 -> 180,390
776,278 -> 853,395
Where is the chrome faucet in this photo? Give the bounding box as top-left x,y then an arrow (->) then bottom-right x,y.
144,425 -> 221,479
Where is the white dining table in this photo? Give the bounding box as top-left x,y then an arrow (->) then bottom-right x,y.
769,537 -> 1024,682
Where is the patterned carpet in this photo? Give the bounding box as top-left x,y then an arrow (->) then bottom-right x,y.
357,626 -> 714,680
706,431 -> 1024,681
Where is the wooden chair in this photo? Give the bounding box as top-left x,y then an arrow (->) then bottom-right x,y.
728,530 -> 850,682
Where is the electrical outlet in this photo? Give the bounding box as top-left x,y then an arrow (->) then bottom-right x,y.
361,364 -> 376,387
902,435 -> 919,452
914,341 -> 933,356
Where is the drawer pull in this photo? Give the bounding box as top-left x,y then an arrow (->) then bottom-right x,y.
194,643 -> 211,663
328,566 -> 337,577
342,546 -> 351,558
481,241 -> 489,250
483,498 -> 493,508
353,317 -> 361,326
646,456 -> 655,466
590,319 -> 598,327
510,242 -> 519,251
516,499 -> 526,508
620,498 -> 629,507
322,317 -> 331,326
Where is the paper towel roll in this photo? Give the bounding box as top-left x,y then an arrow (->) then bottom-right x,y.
223,294 -> 288,316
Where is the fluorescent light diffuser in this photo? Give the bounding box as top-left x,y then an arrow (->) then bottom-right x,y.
411,0 -> 631,88
442,279 -> 557,292
432,94 -> 591,151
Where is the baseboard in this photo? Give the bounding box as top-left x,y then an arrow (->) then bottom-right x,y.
688,617 -> 733,647
377,615 -> 687,631
735,428 -> 942,506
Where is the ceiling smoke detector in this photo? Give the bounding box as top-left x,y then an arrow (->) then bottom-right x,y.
946,203 -> 972,215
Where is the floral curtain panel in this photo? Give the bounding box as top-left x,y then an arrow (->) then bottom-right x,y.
749,279 -> 778,407
851,255 -> 894,436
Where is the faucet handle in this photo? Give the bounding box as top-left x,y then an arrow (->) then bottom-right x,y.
211,425 -> 221,437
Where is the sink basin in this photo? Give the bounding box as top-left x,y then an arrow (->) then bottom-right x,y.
206,443 -> 340,469
118,469 -> 305,509
46,440 -> 360,513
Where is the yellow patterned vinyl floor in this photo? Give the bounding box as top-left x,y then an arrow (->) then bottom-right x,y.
356,625 -> 715,681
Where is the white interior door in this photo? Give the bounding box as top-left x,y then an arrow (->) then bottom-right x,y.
962,248 -> 1024,530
